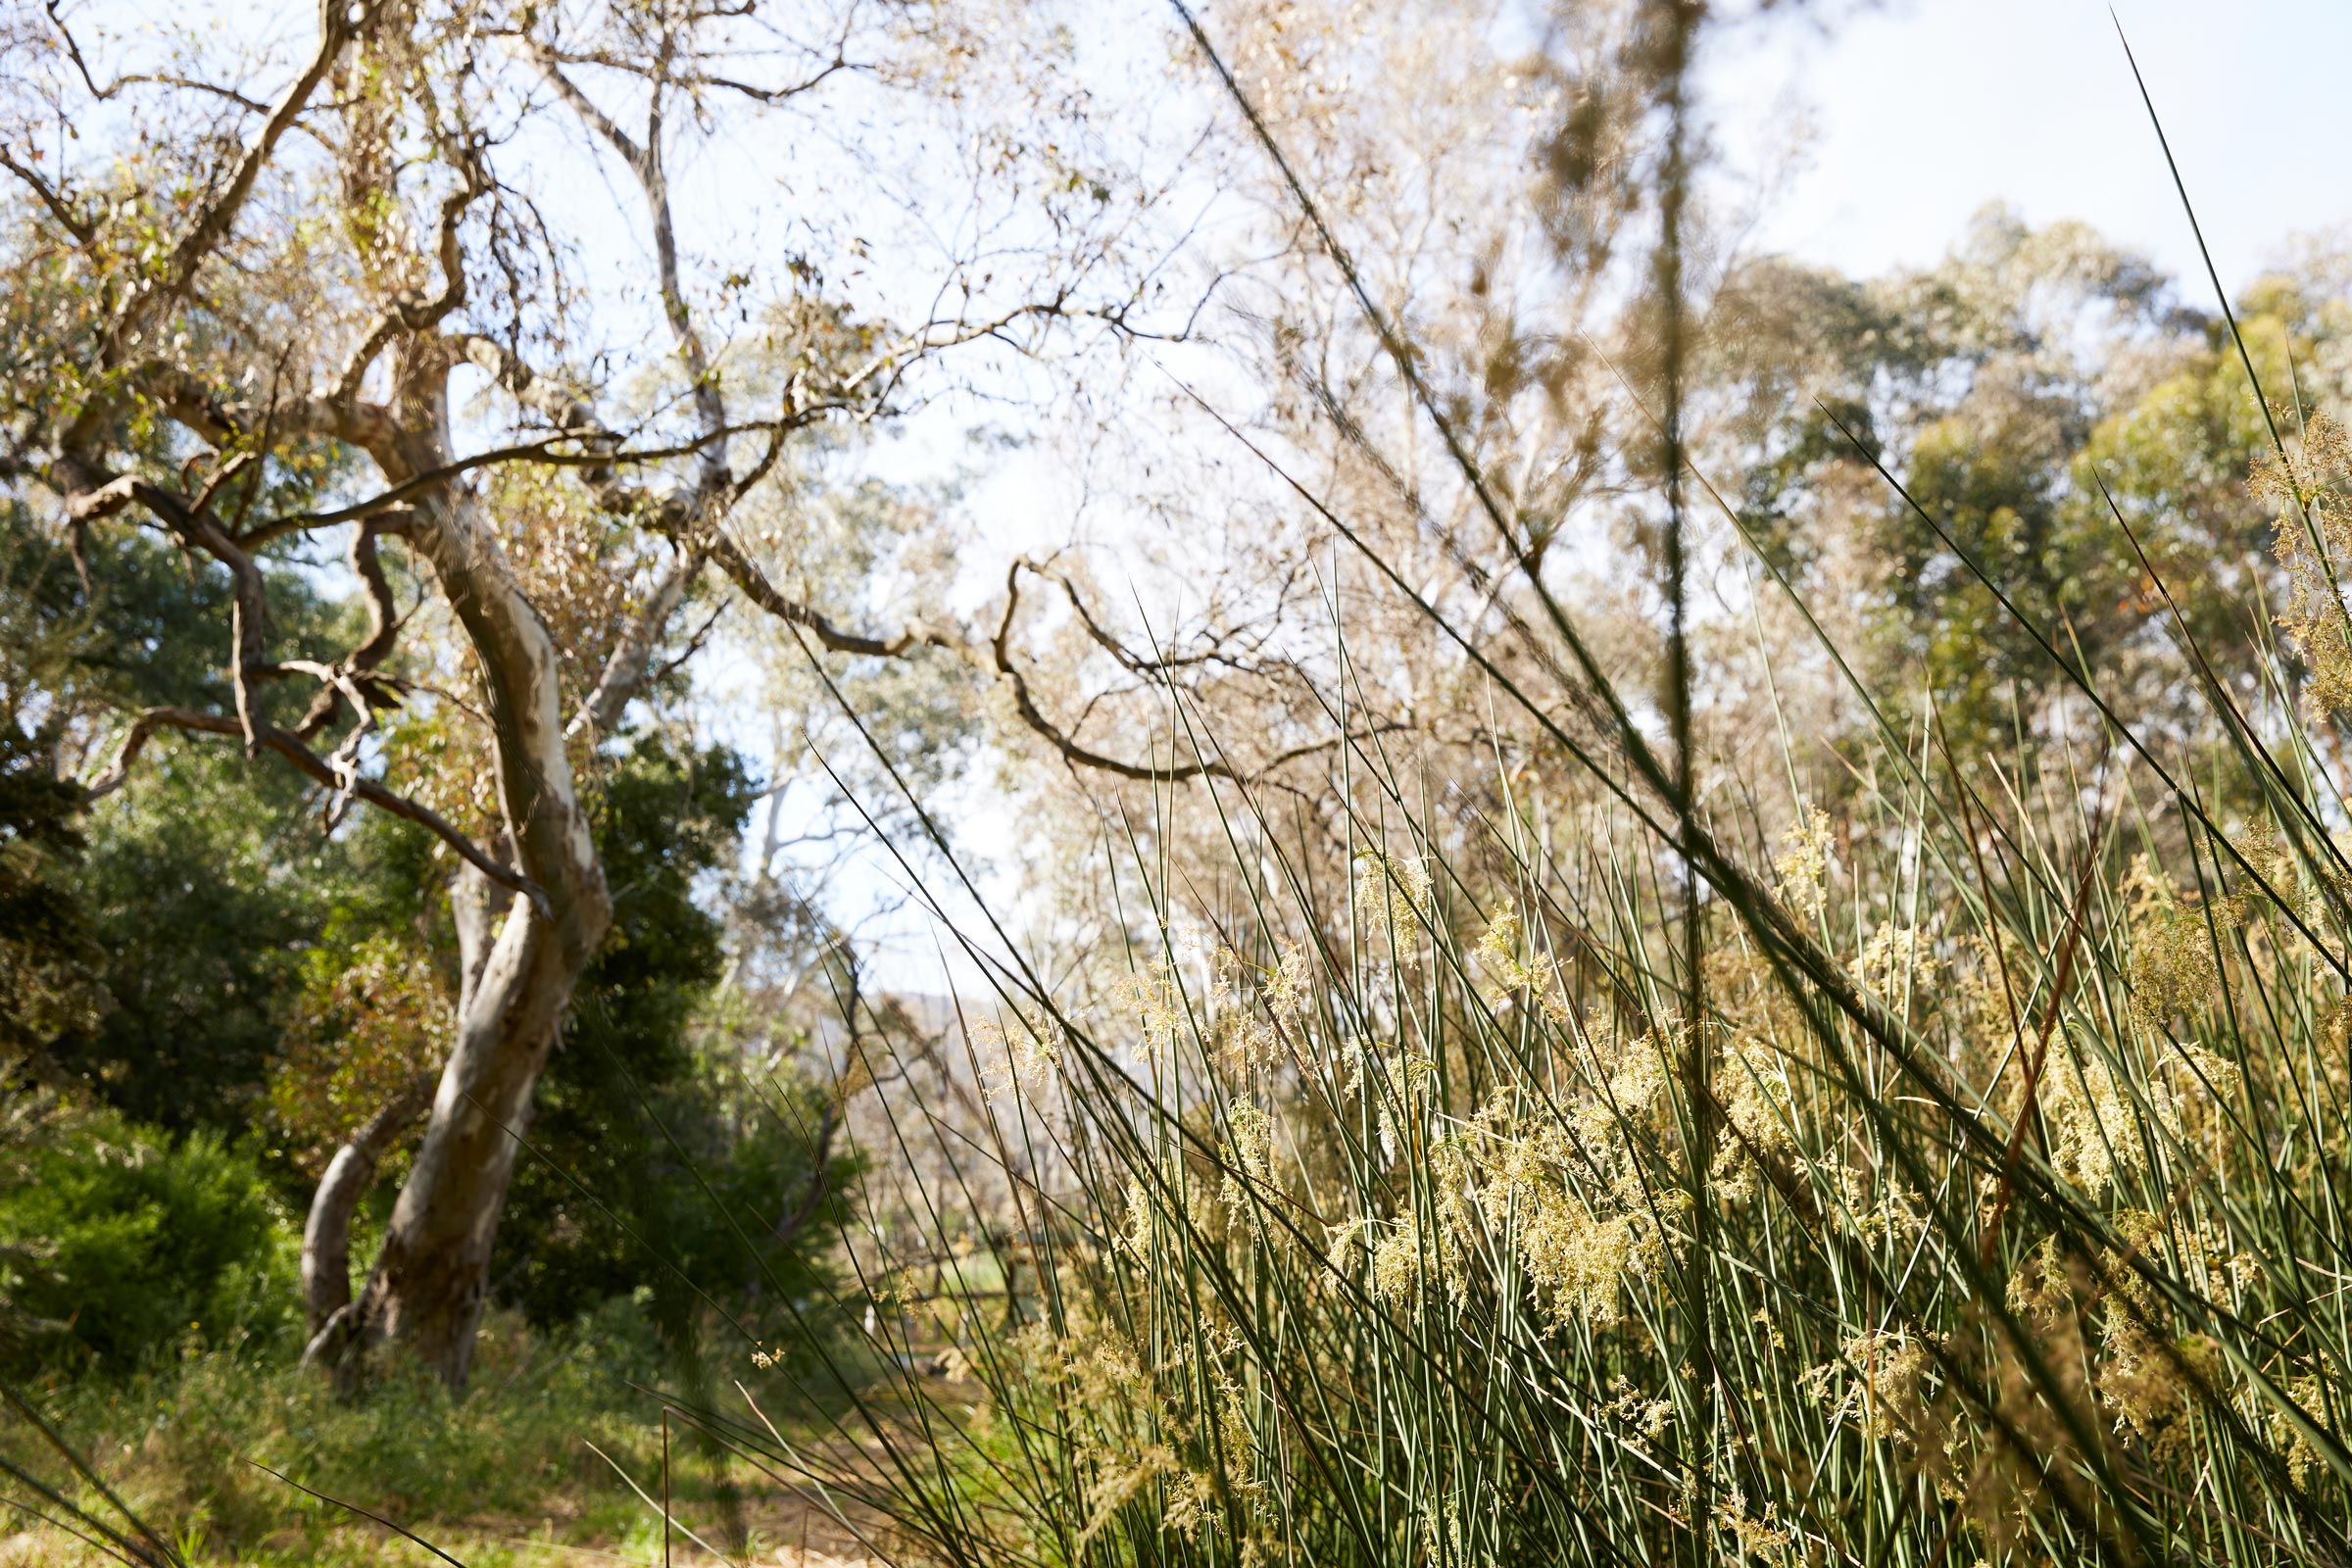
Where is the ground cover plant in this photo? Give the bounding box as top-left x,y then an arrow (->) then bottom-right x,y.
0,1303 -> 875,1566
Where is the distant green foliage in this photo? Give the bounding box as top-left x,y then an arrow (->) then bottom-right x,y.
1717,208 -> 2334,752
59,750 -> 340,1133
0,1104 -> 297,1372
500,737 -> 850,1344
0,522 -> 107,1073
16,525 -> 399,1135
0,727 -> 106,1072
498,736 -> 750,1325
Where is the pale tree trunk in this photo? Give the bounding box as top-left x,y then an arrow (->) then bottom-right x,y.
28,4 -> 742,1399
449,850 -> 518,1007
298,854 -> 513,1376
317,54 -> 747,1387
328,361 -> 615,1390
298,1074 -> 431,1370
347,914 -> 594,1385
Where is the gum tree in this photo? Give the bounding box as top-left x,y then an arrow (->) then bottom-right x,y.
0,0 -> 1250,1387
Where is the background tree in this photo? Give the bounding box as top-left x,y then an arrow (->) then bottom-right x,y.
1699,208 -> 2352,760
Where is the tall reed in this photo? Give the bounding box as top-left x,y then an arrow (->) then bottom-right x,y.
703,500 -> 2352,1563
673,22 -> 2352,1564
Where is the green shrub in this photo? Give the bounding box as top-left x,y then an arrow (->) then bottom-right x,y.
0,1103 -> 297,1372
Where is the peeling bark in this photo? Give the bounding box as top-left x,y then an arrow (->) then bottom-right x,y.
322,356 -> 616,1389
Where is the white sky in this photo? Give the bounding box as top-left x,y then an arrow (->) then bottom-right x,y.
1713,0 -> 2352,296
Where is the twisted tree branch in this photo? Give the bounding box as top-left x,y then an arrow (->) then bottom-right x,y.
85,706 -> 548,914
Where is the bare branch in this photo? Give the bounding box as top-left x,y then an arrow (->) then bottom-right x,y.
43,0 -> 106,101
703,526 -> 961,661
566,540 -> 708,739
347,519 -> 403,667
95,2 -> 353,371
42,5 -> 273,115
331,146 -> 490,405
1011,556 -> 1277,677
301,1073 -> 434,1351
278,513 -> 421,749
710,527 -> 1380,783
53,466 -> 276,749
456,334 -> 607,440
454,333 -> 870,544
85,706 -> 549,915
126,363 -> 403,456
986,560 -> 1368,783
230,418 -> 799,548
0,144 -> 97,246
523,39 -> 731,489
698,59 -> 861,104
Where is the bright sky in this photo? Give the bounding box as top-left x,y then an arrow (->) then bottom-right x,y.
1715,0 -> 2352,297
